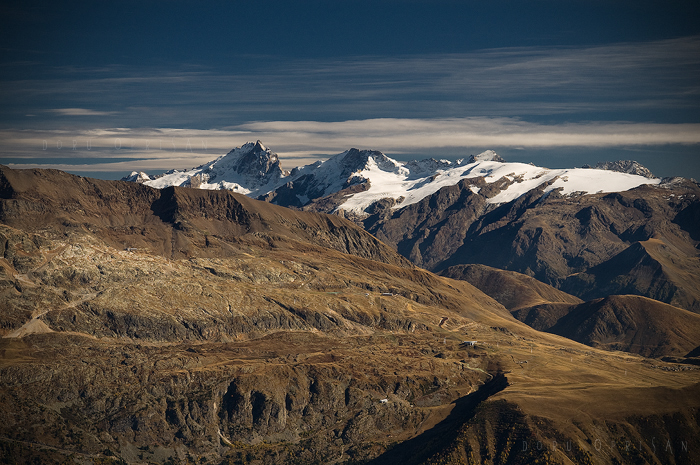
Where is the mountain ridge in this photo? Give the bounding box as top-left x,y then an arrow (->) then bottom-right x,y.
583,160 -> 656,178
0,164 -> 408,268
122,142 -> 700,313
126,141 -> 662,217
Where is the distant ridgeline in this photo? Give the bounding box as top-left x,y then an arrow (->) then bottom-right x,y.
123,141 -> 664,216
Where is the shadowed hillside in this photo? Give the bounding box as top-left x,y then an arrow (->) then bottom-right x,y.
514,295 -> 700,358
439,263 -> 583,311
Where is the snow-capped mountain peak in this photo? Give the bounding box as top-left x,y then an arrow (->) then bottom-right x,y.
323,148 -> 407,178
140,140 -> 286,195
208,140 -> 284,182
121,171 -> 151,183
585,160 -> 655,179
468,150 -> 506,163
127,142 -> 661,217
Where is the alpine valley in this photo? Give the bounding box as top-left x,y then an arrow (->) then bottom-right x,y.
1,141 -> 699,464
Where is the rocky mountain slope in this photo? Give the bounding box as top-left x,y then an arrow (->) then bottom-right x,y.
370,178 -> 700,313
127,141 -> 288,196
126,142 -> 700,314
583,160 -> 656,178
3,165 -> 700,464
439,264 -> 700,359
1,164 -> 407,267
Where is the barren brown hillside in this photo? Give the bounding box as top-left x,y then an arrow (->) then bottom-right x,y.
1,166 -> 699,464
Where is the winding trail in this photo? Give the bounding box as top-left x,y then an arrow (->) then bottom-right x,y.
3,292 -> 99,339
3,244 -> 101,339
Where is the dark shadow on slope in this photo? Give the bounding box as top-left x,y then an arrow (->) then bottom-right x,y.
366,372 -> 508,465
149,186 -> 179,225
673,201 -> 700,242
560,242 -> 672,302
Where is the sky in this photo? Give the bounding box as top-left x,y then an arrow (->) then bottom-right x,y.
1,0 -> 700,180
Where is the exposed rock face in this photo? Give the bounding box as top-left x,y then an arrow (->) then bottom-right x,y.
204,140 -> 287,191
225,140 -> 285,178
365,178 -> 491,270
142,141 -> 288,195
120,171 -> 151,183
404,158 -> 458,177
467,150 -> 505,163
0,331 -> 488,464
260,148 -> 404,212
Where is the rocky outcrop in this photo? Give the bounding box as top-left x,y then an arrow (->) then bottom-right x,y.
0,330 -> 491,464
120,171 -> 151,183
467,150 -> 505,163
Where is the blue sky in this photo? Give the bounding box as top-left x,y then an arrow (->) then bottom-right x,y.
1,0 -> 699,180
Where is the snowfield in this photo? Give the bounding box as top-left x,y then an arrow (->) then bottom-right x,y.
336,156 -> 660,213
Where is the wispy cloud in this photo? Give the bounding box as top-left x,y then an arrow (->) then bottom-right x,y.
3,118 -> 699,174
236,118 -> 700,152
2,36 -> 699,178
2,36 -> 699,129
48,108 -> 118,116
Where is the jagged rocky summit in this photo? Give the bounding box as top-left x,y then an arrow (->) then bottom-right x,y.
582,160 -> 655,178
122,141 -> 287,195
125,142 -> 662,217
467,149 -> 505,163
122,170 -> 151,183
